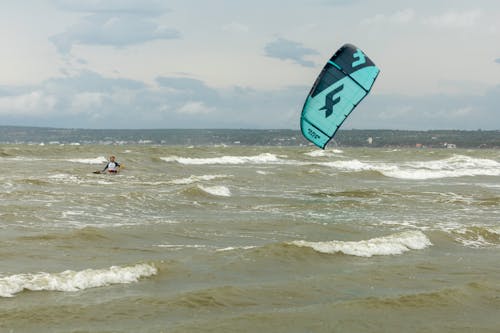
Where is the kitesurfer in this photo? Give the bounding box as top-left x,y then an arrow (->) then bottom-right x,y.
102,155 -> 121,173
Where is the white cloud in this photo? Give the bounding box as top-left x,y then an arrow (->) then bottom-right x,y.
176,101 -> 216,115
222,22 -> 249,33
264,38 -> 319,67
423,9 -> 482,28
70,92 -> 104,112
55,0 -> 168,16
51,1 -> 179,54
0,91 -> 57,115
392,8 -> 416,23
50,13 -> 180,54
361,9 -> 415,25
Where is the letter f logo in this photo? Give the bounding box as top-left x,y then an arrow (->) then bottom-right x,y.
320,84 -> 344,118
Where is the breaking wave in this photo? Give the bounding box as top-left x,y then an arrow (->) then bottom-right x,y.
290,231 -> 432,257
0,263 -> 157,298
322,155 -> 500,180
161,153 -> 282,165
67,156 -> 107,164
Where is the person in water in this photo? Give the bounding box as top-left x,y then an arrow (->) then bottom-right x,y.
102,155 -> 121,173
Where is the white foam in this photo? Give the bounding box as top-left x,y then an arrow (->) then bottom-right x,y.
49,173 -> 82,183
305,149 -> 343,157
67,156 -> 107,164
290,230 -> 432,257
161,153 -> 282,165
198,185 -> 231,197
154,244 -> 209,250
321,159 -> 393,172
385,155 -> 500,180
170,174 -> 229,185
0,263 -> 157,298
322,155 -> 500,180
216,246 -> 257,252
452,226 -> 500,248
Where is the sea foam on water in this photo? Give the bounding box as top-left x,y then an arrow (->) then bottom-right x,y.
161,153 -> 281,165
290,230 -> 432,257
0,263 -> 157,298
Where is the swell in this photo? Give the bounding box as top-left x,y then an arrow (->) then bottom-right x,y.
4,281 -> 496,332
16,227 -> 110,242
0,262 -> 157,297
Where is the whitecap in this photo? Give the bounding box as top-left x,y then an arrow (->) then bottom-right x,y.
452,226 -> 500,248
305,149 -> 343,157
216,246 -> 257,252
0,263 -> 157,298
198,185 -> 231,197
322,155 -> 500,180
67,156 -> 107,164
290,230 -> 432,257
170,174 -> 230,185
161,153 -> 282,165
383,156 -> 500,180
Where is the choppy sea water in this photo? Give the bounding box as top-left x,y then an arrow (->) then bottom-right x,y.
1,144 -> 499,332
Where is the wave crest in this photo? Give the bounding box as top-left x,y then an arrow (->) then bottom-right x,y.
290,231 -> 432,257
0,263 -> 157,298
161,153 -> 281,165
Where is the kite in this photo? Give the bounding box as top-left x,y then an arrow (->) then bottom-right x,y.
300,44 -> 380,149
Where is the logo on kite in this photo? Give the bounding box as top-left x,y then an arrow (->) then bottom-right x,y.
352,49 -> 366,68
320,84 -> 344,118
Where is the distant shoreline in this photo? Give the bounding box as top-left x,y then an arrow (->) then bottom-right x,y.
1,126 -> 499,148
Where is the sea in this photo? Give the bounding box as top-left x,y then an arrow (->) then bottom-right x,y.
1,141 -> 499,332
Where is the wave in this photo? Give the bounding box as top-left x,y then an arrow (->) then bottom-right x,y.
170,174 -> 230,185
348,282 -> 492,309
289,231 -> 432,257
0,263 -> 157,298
67,156 -> 107,164
451,226 -> 500,248
321,159 -> 392,173
161,153 -> 283,165
198,185 -> 231,197
180,185 -> 232,198
322,155 -> 500,180
305,149 -> 343,157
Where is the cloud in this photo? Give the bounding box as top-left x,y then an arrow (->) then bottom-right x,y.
0,91 -> 57,116
177,101 -> 216,115
222,22 -> 249,33
1,68 -> 499,130
495,58 -> 500,64
0,70 -> 306,129
51,0 -> 180,53
264,38 -> 319,67
320,0 -> 363,5
48,70 -> 146,92
155,77 -> 220,104
0,71 -> 145,122
423,9 -> 482,28
352,85 -> 500,130
55,0 -> 169,16
361,8 -> 415,25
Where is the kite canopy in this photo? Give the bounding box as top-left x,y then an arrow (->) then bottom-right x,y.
300,43 -> 380,149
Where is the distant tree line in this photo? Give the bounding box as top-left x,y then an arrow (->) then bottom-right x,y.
0,126 -> 499,148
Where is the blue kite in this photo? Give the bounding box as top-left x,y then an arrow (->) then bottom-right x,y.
300,44 -> 380,149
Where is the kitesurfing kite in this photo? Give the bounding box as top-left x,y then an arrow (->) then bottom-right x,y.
300,43 -> 380,149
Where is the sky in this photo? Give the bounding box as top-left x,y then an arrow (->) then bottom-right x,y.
0,0 -> 499,130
